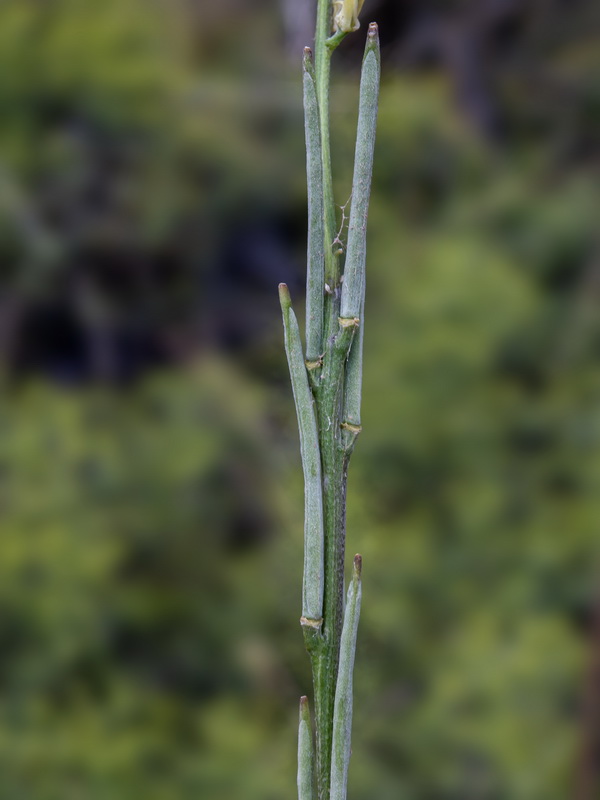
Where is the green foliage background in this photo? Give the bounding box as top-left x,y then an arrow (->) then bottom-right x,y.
0,0 -> 599,797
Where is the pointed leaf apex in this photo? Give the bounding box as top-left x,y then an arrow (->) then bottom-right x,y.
303,47 -> 316,80
278,283 -> 292,309
365,22 -> 380,58
297,694 -> 315,800
299,695 -> 311,723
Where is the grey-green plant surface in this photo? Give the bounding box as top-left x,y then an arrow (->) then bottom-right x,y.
279,3 -> 380,798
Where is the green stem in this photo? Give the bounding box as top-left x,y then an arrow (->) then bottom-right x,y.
309,5 -> 357,799
309,318 -> 356,800
289,6 -> 377,800
315,0 -> 341,292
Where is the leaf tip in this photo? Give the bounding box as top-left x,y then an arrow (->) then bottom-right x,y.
299,695 -> 311,723
278,282 -> 292,309
365,21 -> 380,56
353,553 -> 362,578
303,47 -> 315,77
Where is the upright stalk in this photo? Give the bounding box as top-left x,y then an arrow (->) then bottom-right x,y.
314,0 -> 337,291
281,5 -> 380,799
309,316 -> 356,800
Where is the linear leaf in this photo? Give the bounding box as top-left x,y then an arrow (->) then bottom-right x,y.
279,283 -> 324,623
340,23 -> 380,320
330,555 -> 362,800
298,696 -> 316,800
303,48 -> 325,362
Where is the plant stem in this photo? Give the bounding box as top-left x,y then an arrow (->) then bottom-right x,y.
308,318 -> 356,800
314,0 -> 337,291
285,6 -> 379,799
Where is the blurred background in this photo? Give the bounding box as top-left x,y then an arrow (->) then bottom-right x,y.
0,0 -> 599,797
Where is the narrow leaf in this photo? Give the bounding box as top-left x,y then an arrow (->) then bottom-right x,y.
340,23 -> 380,320
303,48 -> 325,362
330,555 -> 363,800
279,283 -> 324,623
298,696 -> 315,800
342,292 -> 364,433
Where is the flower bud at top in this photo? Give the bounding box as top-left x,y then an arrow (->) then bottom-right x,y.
332,0 -> 366,34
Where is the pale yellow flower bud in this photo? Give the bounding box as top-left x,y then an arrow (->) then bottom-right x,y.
332,0 -> 366,34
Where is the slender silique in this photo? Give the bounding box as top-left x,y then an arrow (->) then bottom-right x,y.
280,4 -> 380,799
